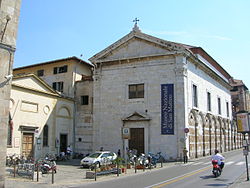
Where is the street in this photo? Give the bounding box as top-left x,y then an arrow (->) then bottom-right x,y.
73,150 -> 248,188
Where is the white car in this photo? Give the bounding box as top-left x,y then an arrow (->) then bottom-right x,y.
80,151 -> 117,168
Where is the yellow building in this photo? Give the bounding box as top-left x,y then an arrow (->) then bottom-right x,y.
13,57 -> 94,156
8,74 -> 74,159
14,56 -> 93,98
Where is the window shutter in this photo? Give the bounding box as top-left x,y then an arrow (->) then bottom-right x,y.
53,67 -> 57,74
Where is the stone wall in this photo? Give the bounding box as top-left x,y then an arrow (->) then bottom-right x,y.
75,79 -> 93,154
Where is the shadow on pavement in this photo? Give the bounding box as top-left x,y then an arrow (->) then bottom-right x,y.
56,159 -> 81,166
205,183 -> 233,187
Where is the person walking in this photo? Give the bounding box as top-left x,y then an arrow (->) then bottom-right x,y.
117,149 -> 121,157
183,147 -> 188,163
66,145 -> 72,159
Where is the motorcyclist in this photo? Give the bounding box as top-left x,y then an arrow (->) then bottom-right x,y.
211,149 -> 225,170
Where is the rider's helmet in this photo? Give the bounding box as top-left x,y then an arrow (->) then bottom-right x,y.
214,149 -> 219,154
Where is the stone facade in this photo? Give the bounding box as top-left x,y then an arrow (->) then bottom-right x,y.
8,74 -> 74,159
230,78 -> 250,113
75,76 -> 94,154
0,0 -> 21,187
89,25 -> 242,160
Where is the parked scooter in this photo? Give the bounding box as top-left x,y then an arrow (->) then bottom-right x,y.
147,152 -> 156,168
138,153 -> 149,167
127,150 -> 137,164
212,160 -> 221,177
40,156 -> 57,174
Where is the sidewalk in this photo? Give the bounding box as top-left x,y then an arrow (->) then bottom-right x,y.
5,160 -> 178,188
5,155 -> 250,188
229,171 -> 250,188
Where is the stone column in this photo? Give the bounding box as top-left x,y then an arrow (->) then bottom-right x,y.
0,1 -> 21,187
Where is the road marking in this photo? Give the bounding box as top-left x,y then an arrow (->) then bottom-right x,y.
235,162 -> 245,165
145,166 -> 211,188
192,162 -> 203,165
226,161 -> 234,165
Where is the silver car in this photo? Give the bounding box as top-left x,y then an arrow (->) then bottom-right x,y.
80,151 -> 117,168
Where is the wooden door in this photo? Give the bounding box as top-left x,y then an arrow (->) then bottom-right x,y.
129,128 -> 144,155
22,133 -> 34,158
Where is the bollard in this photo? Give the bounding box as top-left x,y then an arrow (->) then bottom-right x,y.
32,163 -> 35,181
125,160 -> 127,174
94,163 -> 97,181
143,158 -> 145,172
134,157 -> 137,173
117,159 -> 119,177
37,163 -> 39,182
13,164 -> 16,178
52,167 -> 54,184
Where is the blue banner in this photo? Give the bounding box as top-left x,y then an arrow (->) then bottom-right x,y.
161,84 -> 174,135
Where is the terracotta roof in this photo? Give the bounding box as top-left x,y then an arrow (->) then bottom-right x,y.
14,56 -> 93,70
229,78 -> 248,90
189,47 -> 232,80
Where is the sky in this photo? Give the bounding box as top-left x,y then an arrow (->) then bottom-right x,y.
15,0 -> 250,87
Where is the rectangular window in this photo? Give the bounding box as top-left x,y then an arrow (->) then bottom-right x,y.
218,97 -> 221,115
37,69 -> 44,77
53,65 -> 68,74
81,95 -> 89,105
226,102 -> 229,117
43,125 -> 49,147
192,84 -> 198,108
52,82 -> 64,92
207,92 -> 211,111
129,84 -> 144,99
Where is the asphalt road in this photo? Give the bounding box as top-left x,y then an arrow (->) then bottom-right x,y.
73,150 -> 248,188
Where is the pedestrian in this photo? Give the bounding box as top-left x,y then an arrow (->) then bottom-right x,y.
66,145 -> 72,159
117,149 -> 121,157
100,147 -> 103,151
183,147 -> 188,163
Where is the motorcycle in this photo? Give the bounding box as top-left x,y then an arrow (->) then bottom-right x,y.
40,156 -> 57,174
212,160 -> 221,177
138,153 -> 149,167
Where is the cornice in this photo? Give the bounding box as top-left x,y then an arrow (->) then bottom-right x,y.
187,54 -> 232,90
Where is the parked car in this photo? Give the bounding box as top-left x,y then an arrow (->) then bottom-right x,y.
80,151 -> 117,168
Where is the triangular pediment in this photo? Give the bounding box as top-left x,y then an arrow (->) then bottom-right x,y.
12,74 -> 59,96
122,112 -> 151,121
100,37 -> 174,61
90,29 -> 190,63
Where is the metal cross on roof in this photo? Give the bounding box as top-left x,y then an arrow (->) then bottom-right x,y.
133,18 -> 139,25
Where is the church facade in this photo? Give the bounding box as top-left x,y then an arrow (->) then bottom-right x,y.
89,24 -> 241,160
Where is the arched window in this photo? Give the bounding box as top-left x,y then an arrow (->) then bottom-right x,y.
43,125 -> 49,146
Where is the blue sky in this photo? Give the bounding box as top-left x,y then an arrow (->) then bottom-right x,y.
15,0 -> 250,87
